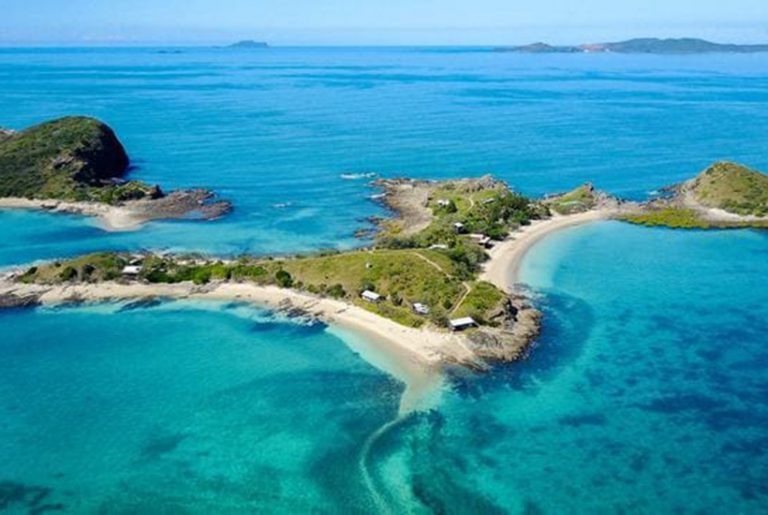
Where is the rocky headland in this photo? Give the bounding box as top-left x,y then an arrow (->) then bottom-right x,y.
0,116 -> 231,230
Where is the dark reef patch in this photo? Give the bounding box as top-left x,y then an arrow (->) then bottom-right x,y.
141,432 -> 189,460
558,413 -> 607,427
0,480 -> 64,514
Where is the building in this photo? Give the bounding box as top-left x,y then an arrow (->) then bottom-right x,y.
449,317 -> 478,331
437,199 -> 451,208
413,303 -> 430,315
429,244 -> 449,250
482,198 -> 496,205
121,265 -> 142,276
361,290 -> 382,303
453,222 -> 465,234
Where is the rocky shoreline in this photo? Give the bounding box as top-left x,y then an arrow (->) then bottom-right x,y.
0,116 -> 233,230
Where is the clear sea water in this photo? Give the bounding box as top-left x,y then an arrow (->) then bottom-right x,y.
1,47 -> 768,513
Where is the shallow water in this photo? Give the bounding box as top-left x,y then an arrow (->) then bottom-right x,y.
377,222 -> 768,513
0,301 -> 403,512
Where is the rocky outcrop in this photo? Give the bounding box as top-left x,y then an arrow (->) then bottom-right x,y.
0,116 -> 233,225
466,295 -> 543,363
127,188 -> 232,221
0,116 -> 129,197
0,292 -> 41,309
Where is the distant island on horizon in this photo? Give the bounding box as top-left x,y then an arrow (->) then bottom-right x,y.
497,37 -> 768,54
227,40 -> 269,49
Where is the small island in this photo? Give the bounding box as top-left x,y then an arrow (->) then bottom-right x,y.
0,116 -> 232,230
498,38 -> 768,54
228,40 -> 269,49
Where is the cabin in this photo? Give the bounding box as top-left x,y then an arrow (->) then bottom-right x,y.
413,302 -> 430,315
361,290 -> 382,303
449,317 -> 478,331
429,244 -> 449,250
121,265 -> 142,276
437,199 -> 451,208
469,233 -> 493,249
453,222 -> 466,234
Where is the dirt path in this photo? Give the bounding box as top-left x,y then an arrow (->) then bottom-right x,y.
449,282 -> 472,316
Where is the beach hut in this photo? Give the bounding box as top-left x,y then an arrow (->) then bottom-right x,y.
449,317 -> 478,331
361,290 -> 382,303
453,222 -> 466,234
413,303 -> 430,315
121,265 -> 142,276
429,244 -> 449,250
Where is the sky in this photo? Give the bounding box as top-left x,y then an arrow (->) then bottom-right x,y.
1,0 -> 767,46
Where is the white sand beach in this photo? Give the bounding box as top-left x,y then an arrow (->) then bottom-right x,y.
481,209 -> 613,292
0,197 -> 144,231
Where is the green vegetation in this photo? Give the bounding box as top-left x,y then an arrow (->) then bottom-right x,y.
689,162 -> 768,217
378,181 -> 542,276
621,208 -> 712,229
451,282 -> 505,325
0,116 -> 160,203
621,207 -> 768,230
545,184 -> 597,215
17,175 -> 542,331
21,246 -> 512,330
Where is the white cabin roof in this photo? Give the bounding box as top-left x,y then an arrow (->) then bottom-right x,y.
449,317 -> 477,328
361,290 -> 381,301
122,265 -> 142,275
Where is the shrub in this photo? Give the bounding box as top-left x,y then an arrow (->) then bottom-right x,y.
275,270 -> 293,288
59,266 -> 78,281
191,268 -> 212,285
326,284 -> 346,299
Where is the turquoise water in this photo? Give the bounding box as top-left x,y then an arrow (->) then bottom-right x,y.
2,48 -> 768,264
2,47 -> 768,513
375,222 -> 768,512
0,301 -> 403,512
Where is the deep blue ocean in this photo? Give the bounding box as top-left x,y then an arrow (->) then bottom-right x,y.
1,47 -> 767,513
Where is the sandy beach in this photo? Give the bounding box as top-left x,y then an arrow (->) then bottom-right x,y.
481,209 -> 613,292
0,197 -> 144,231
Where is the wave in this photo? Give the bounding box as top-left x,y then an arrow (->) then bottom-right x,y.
340,172 -> 378,180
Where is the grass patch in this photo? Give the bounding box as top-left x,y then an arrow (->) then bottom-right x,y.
690,162 -> 768,217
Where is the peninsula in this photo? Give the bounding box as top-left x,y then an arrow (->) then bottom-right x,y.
0,116 -> 232,230
498,38 -> 768,54
622,161 -> 768,228
1,160 -> 766,376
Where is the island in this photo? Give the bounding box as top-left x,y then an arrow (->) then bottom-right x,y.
498,38 -> 768,54
1,160 -> 766,375
228,40 -> 269,49
0,116 -> 232,230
